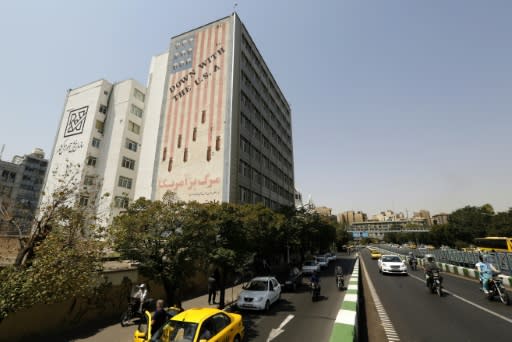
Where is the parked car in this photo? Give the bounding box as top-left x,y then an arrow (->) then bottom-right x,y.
236,276 -> 281,311
315,256 -> 328,268
302,260 -> 320,274
378,255 -> 408,275
133,307 -> 244,342
325,252 -> 337,262
279,267 -> 303,291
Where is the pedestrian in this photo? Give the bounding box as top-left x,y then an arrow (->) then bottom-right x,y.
150,299 -> 166,341
208,272 -> 217,304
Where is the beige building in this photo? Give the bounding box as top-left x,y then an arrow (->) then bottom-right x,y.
432,213 -> 449,225
338,210 -> 367,225
314,206 -> 332,216
413,209 -> 432,226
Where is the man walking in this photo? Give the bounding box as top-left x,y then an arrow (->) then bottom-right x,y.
208,272 -> 217,305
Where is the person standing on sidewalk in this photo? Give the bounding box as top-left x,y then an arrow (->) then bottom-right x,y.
208,272 -> 217,305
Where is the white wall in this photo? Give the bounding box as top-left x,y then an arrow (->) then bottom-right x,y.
134,52 -> 169,200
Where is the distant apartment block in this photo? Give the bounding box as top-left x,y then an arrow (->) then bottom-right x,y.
135,13 -> 295,210
0,148 -> 48,235
314,206 -> 332,216
413,209 -> 432,226
338,210 -> 367,225
432,213 -> 449,225
42,79 -> 147,225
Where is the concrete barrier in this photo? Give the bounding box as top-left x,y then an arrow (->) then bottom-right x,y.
329,257 -> 359,342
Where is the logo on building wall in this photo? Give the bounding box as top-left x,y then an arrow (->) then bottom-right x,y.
64,106 -> 88,137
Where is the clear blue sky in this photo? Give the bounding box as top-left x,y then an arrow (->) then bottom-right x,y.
1,0 -> 511,216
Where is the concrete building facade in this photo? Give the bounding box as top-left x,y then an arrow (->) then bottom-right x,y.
338,210 -> 367,225
137,13 -> 294,209
0,149 -> 48,235
43,79 -> 147,225
432,213 -> 449,225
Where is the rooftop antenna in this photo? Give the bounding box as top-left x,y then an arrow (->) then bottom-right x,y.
0,144 -> 4,161
233,2 -> 238,13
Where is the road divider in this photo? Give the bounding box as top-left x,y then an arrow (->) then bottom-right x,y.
329,256 -> 359,342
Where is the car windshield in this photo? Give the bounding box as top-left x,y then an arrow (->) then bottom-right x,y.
316,257 -> 326,262
382,256 -> 401,262
304,261 -> 316,266
245,280 -> 268,291
161,320 -> 199,342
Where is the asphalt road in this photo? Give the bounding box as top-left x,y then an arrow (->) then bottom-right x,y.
232,255 -> 356,342
361,249 -> 512,342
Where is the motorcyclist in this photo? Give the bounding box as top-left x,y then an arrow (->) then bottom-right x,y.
475,254 -> 499,294
423,254 -> 440,288
335,265 -> 344,287
134,283 -> 148,313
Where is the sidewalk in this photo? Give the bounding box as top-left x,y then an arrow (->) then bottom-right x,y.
72,283 -> 245,342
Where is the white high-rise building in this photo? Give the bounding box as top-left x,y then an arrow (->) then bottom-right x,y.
43,79 -> 147,224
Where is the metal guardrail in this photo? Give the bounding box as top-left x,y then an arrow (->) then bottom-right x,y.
377,245 -> 512,276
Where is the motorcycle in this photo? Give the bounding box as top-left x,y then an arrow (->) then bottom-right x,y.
311,282 -> 321,301
427,270 -> 443,297
336,274 -> 344,290
409,258 -> 417,271
121,285 -> 153,327
483,274 -> 510,305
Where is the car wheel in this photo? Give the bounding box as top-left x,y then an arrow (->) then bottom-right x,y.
234,335 -> 241,342
264,300 -> 270,311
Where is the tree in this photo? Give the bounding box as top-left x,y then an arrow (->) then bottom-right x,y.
0,164 -> 105,322
110,194 -> 200,306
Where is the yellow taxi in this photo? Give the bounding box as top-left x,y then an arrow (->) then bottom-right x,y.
370,250 -> 382,259
134,307 -> 244,342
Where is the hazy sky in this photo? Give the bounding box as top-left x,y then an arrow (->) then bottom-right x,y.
1,0 -> 511,216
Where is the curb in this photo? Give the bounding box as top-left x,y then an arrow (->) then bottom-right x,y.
329,256 -> 359,342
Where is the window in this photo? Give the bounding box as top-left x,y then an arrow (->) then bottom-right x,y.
96,120 -> 105,134
114,196 -> 129,209
118,176 -> 132,189
125,139 -> 138,152
99,104 -> 107,114
79,196 -> 89,206
134,89 -> 145,102
128,121 -> 140,134
103,90 -> 109,96
92,138 -> 100,148
84,176 -> 94,185
122,157 -> 135,170
131,105 -> 143,118
86,156 -> 97,167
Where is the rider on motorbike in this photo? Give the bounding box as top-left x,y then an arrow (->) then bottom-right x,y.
134,283 -> 148,313
475,254 -> 499,294
335,265 -> 343,277
423,254 -> 440,288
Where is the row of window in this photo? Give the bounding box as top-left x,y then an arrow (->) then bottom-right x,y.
128,121 -> 141,134
242,35 -> 290,118
175,37 -> 194,48
174,48 -> 193,59
172,59 -> 193,70
85,155 -> 135,171
239,186 -> 288,209
1,170 -> 16,183
240,91 -> 293,158
239,160 -> 293,198
240,68 -> 291,141
240,113 -> 293,170
131,104 -> 143,118
134,88 -> 145,102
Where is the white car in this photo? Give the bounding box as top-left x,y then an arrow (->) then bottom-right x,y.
302,260 -> 320,274
315,256 -> 328,268
325,253 -> 337,262
378,255 -> 408,275
236,276 -> 281,311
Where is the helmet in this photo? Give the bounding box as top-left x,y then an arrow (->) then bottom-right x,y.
139,284 -> 147,290
425,254 -> 435,262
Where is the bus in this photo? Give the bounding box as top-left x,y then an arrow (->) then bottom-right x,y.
474,237 -> 512,252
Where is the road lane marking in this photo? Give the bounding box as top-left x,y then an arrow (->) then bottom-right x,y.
361,257 -> 400,342
266,314 -> 294,342
407,273 -> 512,324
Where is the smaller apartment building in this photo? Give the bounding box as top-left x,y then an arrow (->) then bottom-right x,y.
43,79 -> 147,226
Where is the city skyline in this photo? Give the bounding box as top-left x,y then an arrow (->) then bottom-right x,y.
1,1 -> 511,215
